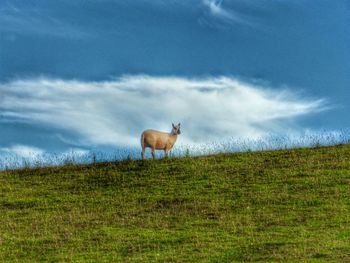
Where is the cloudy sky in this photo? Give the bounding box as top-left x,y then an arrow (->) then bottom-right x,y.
0,0 -> 349,158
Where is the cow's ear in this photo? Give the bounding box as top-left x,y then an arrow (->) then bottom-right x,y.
172,123 -> 175,128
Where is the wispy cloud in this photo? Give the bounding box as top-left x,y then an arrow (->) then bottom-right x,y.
0,3 -> 90,39
0,75 -> 326,148
202,0 -> 253,27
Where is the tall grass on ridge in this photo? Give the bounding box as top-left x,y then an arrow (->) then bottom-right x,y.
0,131 -> 348,170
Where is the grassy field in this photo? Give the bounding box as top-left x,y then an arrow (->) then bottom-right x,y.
1,144 -> 350,262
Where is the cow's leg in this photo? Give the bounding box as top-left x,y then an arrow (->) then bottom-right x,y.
141,146 -> 145,160
151,147 -> 156,160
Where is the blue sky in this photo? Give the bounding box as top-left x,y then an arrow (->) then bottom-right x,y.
0,0 -> 350,160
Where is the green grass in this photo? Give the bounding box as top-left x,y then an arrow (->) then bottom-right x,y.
1,144 -> 350,262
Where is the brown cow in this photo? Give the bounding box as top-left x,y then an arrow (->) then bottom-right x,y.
141,123 -> 181,160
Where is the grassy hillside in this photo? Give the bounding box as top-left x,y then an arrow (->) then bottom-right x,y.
1,144 -> 350,262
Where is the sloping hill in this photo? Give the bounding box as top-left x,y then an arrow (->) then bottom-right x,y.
1,145 -> 350,262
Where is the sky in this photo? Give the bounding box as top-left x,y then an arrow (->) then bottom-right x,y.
0,0 -> 350,161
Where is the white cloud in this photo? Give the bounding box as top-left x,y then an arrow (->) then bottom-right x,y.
0,145 -> 44,159
0,75 -> 325,148
0,145 -> 91,168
